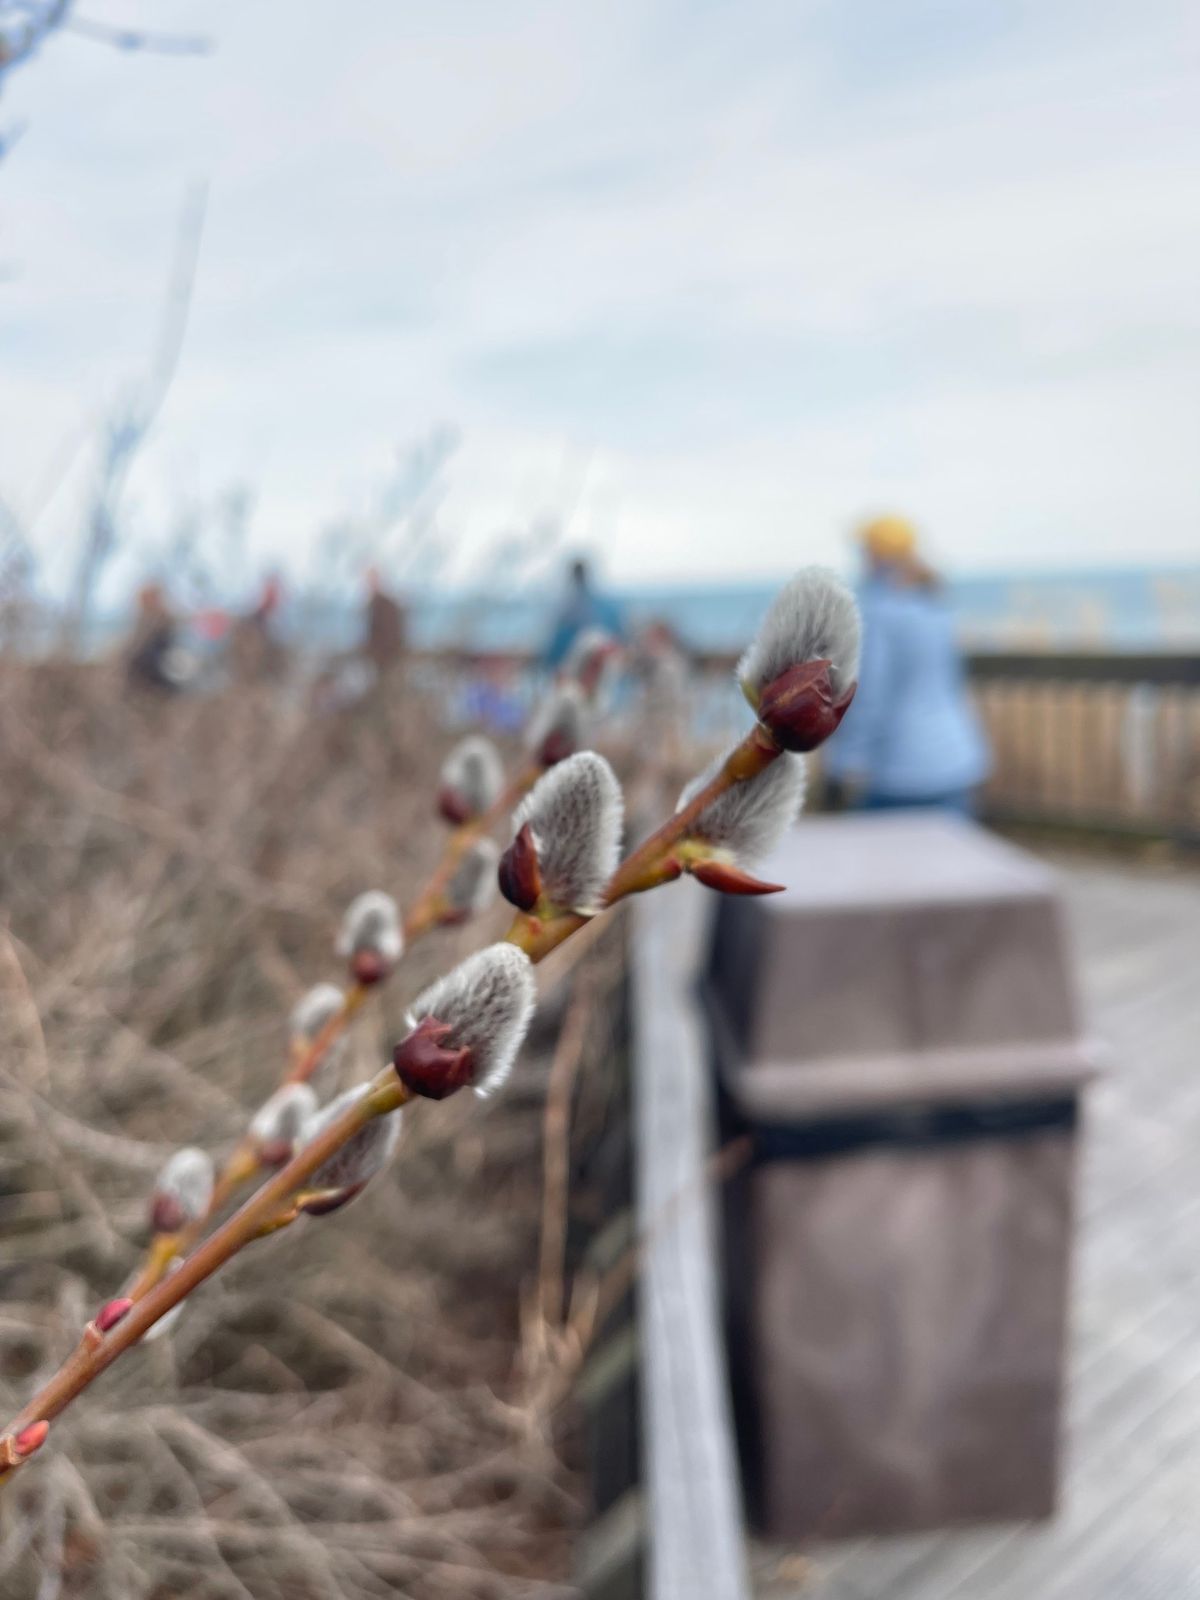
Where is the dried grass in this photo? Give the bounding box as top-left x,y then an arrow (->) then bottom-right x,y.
0,658 -> 616,1600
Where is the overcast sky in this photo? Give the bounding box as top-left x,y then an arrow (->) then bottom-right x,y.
2,0 -> 1198,597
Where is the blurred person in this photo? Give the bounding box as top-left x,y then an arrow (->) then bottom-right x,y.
253,572 -> 284,631
543,556 -> 624,671
229,572 -> 286,680
461,653 -> 526,733
362,565 -> 407,677
631,618 -> 692,780
633,617 -> 689,711
824,516 -> 990,815
125,582 -> 185,693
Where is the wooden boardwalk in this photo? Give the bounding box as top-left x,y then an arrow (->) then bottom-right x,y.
752,857 -> 1200,1600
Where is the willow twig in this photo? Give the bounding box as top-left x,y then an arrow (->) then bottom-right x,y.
3,1073 -> 407,1454
506,721 -> 782,961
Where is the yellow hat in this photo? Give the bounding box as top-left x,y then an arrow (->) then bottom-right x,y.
859,514 -> 917,562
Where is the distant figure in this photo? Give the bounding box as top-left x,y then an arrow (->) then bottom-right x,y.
461,654 -> 527,734
125,583 -> 182,693
229,573 -> 286,681
362,566 -> 407,676
543,557 -> 624,672
632,619 -> 689,717
254,573 -> 283,631
632,619 -> 691,775
824,516 -> 990,815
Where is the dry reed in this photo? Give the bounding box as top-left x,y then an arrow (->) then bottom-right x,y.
0,659 -> 592,1600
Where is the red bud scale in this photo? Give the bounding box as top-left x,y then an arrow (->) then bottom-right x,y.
497,821 -> 542,912
13,1420 -> 49,1458
756,659 -> 856,753
690,858 -> 785,896
95,1297 -> 134,1334
393,1015 -> 475,1101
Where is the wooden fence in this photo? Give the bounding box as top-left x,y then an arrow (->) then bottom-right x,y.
410,646 -> 1200,848
968,652 -> 1200,847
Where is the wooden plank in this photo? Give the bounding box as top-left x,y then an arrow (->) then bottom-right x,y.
412,646 -> 1200,687
632,881 -> 751,1600
966,652 -> 1200,686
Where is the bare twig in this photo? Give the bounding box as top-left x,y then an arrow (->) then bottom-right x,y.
62,182 -> 208,646
64,14 -> 211,55
536,977 -> 592,1329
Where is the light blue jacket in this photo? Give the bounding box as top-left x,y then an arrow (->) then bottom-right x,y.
824,576 -> 990,797
543,587 -> 625,670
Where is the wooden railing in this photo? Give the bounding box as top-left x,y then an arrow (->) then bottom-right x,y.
409,646 -> 1200,847
630,881 -> 750,1600
968,652 -> 1200,847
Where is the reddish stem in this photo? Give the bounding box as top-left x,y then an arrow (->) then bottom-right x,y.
505,721 -> 782,960
2,728 -> 777,1466
5,1075 -> 407,1439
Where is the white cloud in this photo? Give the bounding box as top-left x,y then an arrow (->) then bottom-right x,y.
1,0 -> 1198,597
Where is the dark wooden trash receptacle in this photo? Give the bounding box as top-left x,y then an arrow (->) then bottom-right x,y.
706,813 -> 1096,1541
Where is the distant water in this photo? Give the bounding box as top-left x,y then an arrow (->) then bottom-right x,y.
65,563 -> 1200,658
947,567 -> 1200,651
391,565 -> 1200,655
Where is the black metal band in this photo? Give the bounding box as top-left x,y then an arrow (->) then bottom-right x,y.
744,1095 -> 1079,1164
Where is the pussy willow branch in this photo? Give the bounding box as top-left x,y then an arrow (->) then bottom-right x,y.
127,761 -> 542,1302
285,763 -> 538,1088
6,1073 -> 408,1446
507,721 -> 782,960
606,721 -> 780,902
3,721 -> 779,1465
126,975 -> 366,1304
403,763 -> 540,938
285,761 -> 533,1079
126,1136 -> 264,1300
281,761 -> 534,1088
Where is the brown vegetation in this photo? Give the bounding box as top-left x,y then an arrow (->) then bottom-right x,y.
0,661 -> 618,1599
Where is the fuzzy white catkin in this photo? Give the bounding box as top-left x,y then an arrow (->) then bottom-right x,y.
290,983 -> 345,1041
562,628 -> 620,703
405,943 -> 537,1098
336,890 -> 403,963
643,646 -> 689,718
737,566 -> 862,698
678,748 -> 806,864
511,752 -> 624,915
302,1084 -> 401,1195
562,627 -> 612,679
525,681 -> 587,761
153,1147 -> 215,1225
446,837 -> 500,918
250,1083 -> 319,1148
440,736 -> 504,817
289,984 -> 350,1083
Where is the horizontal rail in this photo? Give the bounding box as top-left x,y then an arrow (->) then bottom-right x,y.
410,645 -> 1200,845
971,673 -> 1200,847
967,652 -> 1200,687
412,643 -> 1200,684
632,883 -> 750,1600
